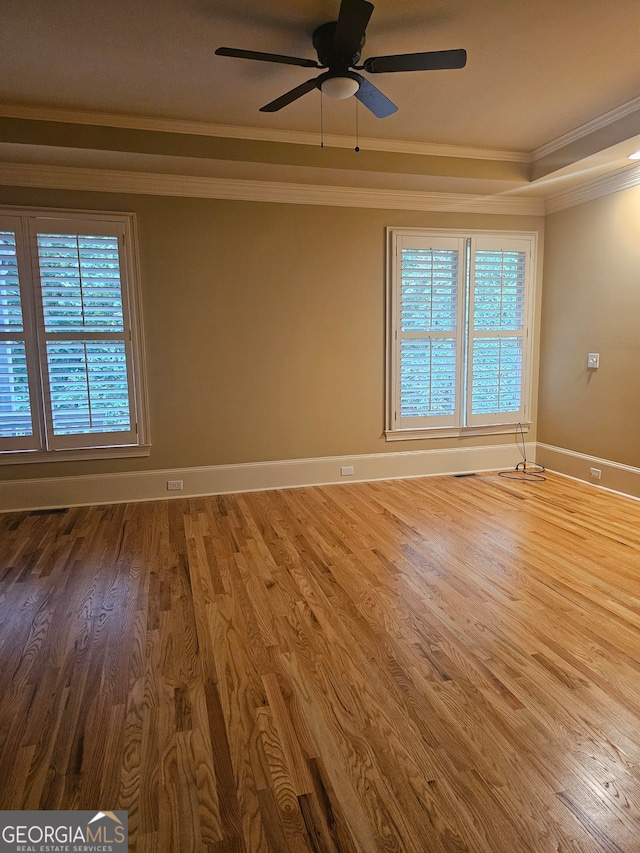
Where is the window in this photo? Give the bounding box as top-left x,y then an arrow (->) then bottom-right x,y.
0,210 -> 149,462
386,228 -> 536,439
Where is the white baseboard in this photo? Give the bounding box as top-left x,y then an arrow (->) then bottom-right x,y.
0,443 -> 533,513
537,442 -> 640,500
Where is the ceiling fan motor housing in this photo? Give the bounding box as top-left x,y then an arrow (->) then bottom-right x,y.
312,21 -> 365,70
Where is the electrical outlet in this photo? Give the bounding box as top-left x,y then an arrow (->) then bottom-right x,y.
340,466 -> 354,476
589,468 -> 601,480
167,480 -> 183,491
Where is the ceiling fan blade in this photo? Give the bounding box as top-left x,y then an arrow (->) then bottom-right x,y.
260,77 -> 320,112
333,0 -> 374,58
354,77 -> 397,118
363,48 -> 467,73
216,47 -> 320,69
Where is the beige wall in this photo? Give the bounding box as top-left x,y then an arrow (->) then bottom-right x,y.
0,185 -> 543,482
538,184 -> 640,468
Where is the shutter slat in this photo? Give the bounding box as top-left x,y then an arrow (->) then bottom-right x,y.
38,234 -> 125,333
0,232 -> 24,332
400,338 -> 457,417
0,341 -> 33,437
473,250 -> 526,332
471,337 -> 522,415
401,248 -> 458,334
45,340 -> 131,436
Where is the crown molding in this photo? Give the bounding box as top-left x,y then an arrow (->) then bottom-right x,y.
533,95 -> 640,161
3,95 -> 639,170
0,103 -> 530,163
544,162 -> 640,214
5,157 -> 639,217
0,162 -> 545,215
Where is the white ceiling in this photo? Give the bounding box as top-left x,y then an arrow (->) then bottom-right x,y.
2,0 -> 640,203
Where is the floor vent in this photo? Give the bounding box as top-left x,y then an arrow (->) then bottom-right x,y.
29,508 -> 69,516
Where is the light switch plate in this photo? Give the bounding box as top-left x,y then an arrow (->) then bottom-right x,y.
587,353 -> 599,369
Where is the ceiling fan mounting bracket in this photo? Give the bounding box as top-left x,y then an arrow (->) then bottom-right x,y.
312,21 -> 365,70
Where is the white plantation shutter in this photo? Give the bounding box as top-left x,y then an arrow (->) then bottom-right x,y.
392,235 -> 465,429
34,226 -> 137,449
0,211 -> 148,459
467,237 -> 530,427
387,229 -> 534,436
0,218 -> 39,450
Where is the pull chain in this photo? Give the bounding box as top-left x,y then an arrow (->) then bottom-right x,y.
319,94 -> 361,151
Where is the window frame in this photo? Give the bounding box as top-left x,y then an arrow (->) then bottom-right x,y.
0,207 -> 150,464
386,227 -> 537,441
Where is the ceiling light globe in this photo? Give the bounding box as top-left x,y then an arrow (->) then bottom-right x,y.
320,76 -> 360,100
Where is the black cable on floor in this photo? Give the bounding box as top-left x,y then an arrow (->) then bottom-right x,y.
498,423 -> 546,482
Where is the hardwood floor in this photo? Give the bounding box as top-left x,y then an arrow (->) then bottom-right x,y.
2,472 -> 640,851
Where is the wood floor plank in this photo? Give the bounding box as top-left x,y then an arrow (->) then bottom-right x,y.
3,473 -> 640,850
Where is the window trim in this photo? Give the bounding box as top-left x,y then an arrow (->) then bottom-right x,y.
385,227 -> 537,441
0,206 -> 150,464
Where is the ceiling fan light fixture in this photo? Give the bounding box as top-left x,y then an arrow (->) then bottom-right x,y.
320,75 -> 361,99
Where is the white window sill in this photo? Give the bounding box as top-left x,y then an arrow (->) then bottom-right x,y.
0,444 -> 151,465
385,423 -> 531,441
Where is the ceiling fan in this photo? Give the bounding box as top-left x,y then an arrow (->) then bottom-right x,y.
215,0 -> 466,118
